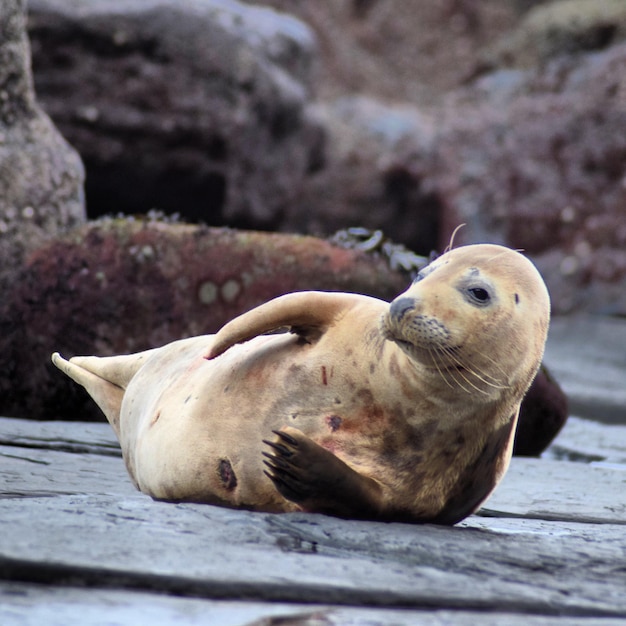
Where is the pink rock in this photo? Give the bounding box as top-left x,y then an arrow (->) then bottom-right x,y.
0,219 -> 408,420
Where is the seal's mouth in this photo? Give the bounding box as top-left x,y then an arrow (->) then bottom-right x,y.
383,317 -> 467,374
387,331 -> 461,367
383,314 -> 459,353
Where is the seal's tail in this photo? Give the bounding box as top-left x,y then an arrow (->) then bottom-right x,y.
51,350 -> 155,439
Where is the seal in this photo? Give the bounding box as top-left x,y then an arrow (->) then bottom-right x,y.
52,243 -> 550,524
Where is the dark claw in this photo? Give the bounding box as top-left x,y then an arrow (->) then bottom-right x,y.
262,439 -> 293,458
262,459 -> 299,482
262,451 -> 291,469
264,468 -> 290,490
263,470 -> 307,499
272,429 -> 299,447
263,469 -> 274,481
263,460 -> 277,476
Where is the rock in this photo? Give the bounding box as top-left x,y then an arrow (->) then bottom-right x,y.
0,218 -> 410,420
23,0 -> 626,315
283,97 -> 440,256
239,0 -> 522,106
432,42 -> 626,315
485,0 -> 626,70
27,0 -> 324,229
0,0 -> 85,290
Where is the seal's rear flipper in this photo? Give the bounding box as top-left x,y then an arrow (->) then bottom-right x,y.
67,348 -> 158,390
51,352 -> 130,439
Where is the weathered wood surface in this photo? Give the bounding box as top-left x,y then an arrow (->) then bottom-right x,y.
544,315 -> 626,423
1,314 -> 626,625
1,415 -> 626,625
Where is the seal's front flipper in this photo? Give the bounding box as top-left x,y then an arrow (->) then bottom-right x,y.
262,426 -> 384,520
206,291 -> 363,359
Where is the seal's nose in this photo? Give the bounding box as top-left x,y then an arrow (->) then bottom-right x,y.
389,297 -> 417,322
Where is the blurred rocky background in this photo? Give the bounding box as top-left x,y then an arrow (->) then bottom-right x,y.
5,0 -> 626,448
18,0 -> 626,315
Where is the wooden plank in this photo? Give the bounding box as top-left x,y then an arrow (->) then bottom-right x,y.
0,417 -> 120,456
0,417 -> 128,498
1,492 -> 625,617
1,416 -> 625,619
0,444 -> 134,498
2,418 -> 625,524
545,416 -> 626,465
544,316 -> 626,423
481,457 -> 626,523
2,582 -> 624,626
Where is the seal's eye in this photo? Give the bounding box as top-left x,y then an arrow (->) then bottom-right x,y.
467,286 -> 491,305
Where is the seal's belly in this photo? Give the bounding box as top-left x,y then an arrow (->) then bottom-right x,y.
125,332 -> 388,509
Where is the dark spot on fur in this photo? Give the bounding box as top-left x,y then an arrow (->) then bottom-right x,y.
334,397 -> 342,405
421,419 -> 439,438
389,353 -> 401,378
156,480 -> 180,502
405,425 -> 425,451
184,395 -> 192,404
150,410 -> 161,427
326,415 -> 342,431
369,362 -> 376,374
366,327 -> 385,359
484,440 -> 501,464
514,293 -> 520,304
381,420 -> 425,472
218,459 -> 237,491
355,387 -> 375,406
321,365 -> 328,385
456,434 -> 466,446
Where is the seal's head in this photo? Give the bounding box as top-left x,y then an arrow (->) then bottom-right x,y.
383,244 -> 550,400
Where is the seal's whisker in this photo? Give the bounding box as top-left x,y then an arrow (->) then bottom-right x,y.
448,367 -> 480,395
449,354 -> 509,390
450,364 -> 492,396
428,347 -> 456,389
485,248 -> 519,265
429,346 -> 465,390
464,365 -> 509,390
436,346 -> 501,395
472,350 -> 512,385
444,224 -> 466,253
439,344 -> 509,387
431,346 -> 479,395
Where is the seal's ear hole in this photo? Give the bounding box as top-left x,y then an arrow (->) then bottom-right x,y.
467,286 -> 491,306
